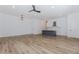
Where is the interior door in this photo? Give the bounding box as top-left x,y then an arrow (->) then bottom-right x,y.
67,14 -> 79,38
56,17 -> 67,36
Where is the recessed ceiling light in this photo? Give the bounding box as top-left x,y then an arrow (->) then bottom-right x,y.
51,6 -> 55,8
12,5 -> 15,8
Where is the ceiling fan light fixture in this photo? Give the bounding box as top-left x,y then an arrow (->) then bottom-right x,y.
51,6 -> 55,8
12,5 -> 15,8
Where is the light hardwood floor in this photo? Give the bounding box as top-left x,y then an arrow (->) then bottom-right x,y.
0,35 -> 79,54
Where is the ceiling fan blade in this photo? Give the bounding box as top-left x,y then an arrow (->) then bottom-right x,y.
35,10 -> 41,13
32,5 -> 36,11
28,5 -> 41,13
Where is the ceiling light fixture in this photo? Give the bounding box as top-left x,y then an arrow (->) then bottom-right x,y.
51,6 -> 55,8
12,5 -> 15,8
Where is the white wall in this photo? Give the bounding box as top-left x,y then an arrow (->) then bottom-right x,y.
0,13 -> 42,37
46,19 -> 57,30
50,12 -> 79,38
46,17 -> 67,36
0,11 -> 79,38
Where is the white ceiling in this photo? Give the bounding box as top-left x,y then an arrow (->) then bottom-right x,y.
0,5 -> 79,19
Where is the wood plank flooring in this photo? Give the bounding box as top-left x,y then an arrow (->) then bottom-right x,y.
0,35 -> 79,54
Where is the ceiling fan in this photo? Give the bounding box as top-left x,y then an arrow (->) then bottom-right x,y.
29,5 -> 41,13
